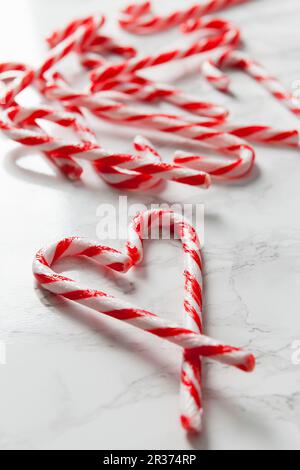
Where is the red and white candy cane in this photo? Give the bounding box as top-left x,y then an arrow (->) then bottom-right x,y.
82,58 -> 228,121
0,105 -> 91,180
0,105 -> 211,190
119,0 -> 249,34
47,16 -> 300,151
0,15 -> 107,178
90,20 -> 240,85
33,209 -> 255,432
204,49 -> 300,117
94,135 -> 211,190
87,73 -> 299,149
3,9 -> 294,183
41,76 -> 256,180
119,7 -> 300,137
0,63 -> 34,108
180,17 -> 300,117
0,15 -> 140,180
37,14 -> 106,83
93,102 -> 256,179
47,14 -> 136,59
46,14 -> 104,48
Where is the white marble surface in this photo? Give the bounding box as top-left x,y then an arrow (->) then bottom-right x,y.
1,0 -> 300,450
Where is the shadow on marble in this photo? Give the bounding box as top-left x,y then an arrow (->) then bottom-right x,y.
188,388 -> 271,451
34,281 -> 182,381
34,282 -> 219,449
3,146 -> 167,197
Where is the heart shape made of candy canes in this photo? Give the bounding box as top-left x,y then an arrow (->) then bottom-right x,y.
0,63 -> 34,109
33,209 -> 255,433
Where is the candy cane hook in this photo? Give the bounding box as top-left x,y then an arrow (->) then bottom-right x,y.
119,0 -> 250,34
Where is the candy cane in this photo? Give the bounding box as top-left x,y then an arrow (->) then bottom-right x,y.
179,16 -> 300,117
122,10 -> 300,146
0,15 -> 138,179
0,105 -> 211,190
37,15 -> 106,82
89,17 -> 238,120
46,15 -> 104,48
0,63 -> 34,108
86,69 -> 228,121
87,73 -> 299,148
90,22 -> 240,85
39,75 -> 299,177
205,49 -> 300,116
119,0 -> 249,34
3,9 -> 295,184
95,105 -> 256,179
219,124 -> 299,147
0,17 -> 106,178
41,75 -> 255,180
33,209 -> 255,432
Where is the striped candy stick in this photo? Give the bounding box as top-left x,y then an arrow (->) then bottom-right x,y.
33,210 -> 255,431
42,80 -> 256,180
0,105 -> 91,180
181,16 -> 300,118
126,210 -> 205,432
202,59 -> 231,93
219,124 -> 299,147
92,89 -> 299,148
82,97 -> 257,180
215,49 -> 300,117
39,16 -> 135,178
181,17 -> 239,93
87,71 -> 228,121
0,18 -> 106,178
0,63 -> 34,109
37,15 -> 106,82
79,46 -> 228,121
0,18 -> 104,177
90,24 -> 240,86
47,14 -> 136,59
84,70 -> 299,148
127,209 -> 205,432
94,135 -> 212,189
0,105 -> 211,190
46,15 -> 104,48
119,0 -> 249,34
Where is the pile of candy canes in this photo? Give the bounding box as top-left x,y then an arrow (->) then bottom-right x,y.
1,0 -> 299,190
1,0 -> 298,433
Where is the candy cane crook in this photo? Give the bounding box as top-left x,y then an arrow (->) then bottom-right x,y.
206,49 -> 300,117
33,209 -> 255,433
0,63 -> 34,109
37,14 -> 106,82
0,15 -> 107,178
119,0 -> 250,34
90,23 -> 240,85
